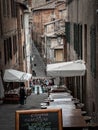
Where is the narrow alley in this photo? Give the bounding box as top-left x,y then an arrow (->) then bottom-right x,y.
31,41 -> 46,77
0,0 -> 98,130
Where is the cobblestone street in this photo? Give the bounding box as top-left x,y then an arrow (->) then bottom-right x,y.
0,93 -> 48,130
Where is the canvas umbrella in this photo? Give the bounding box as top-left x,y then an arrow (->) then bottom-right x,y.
3,69 -> 32,82
46,60 -> 86,77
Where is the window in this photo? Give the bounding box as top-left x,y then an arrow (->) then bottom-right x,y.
74,23 -> 79,55
4,37 -> 13,64
23,45 -> 25,59
90,25 -> 96,78
3,0 -> 10,17
84,24 -> 87,62
4,40 -> 7,64
21,15 -> 24,29
13,35 -> 17,55
3,0 -> 7,17
11,0 -> 16,17
4,39 -> 9,64
65,22 -> 70,43
78,24 -> 82,59
7,0 -> 10,16
7,38 -> 10,61
74,23 -> 82,58
9,37 -> 12,59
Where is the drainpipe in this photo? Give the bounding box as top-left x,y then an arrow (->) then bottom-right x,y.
77,0 -> 78,23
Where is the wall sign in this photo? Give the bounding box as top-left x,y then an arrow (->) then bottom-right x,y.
15,108 -> 62,130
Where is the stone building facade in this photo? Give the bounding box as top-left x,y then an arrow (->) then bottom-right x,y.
0,0 -> 32,93
0,0 -> 33,73
0,0 -> 18,74
66,0 -> 98,122
32,0 -> 66,60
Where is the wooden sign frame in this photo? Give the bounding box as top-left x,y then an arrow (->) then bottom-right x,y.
15,108 -> 63,130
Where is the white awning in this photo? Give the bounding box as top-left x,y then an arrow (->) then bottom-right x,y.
23,73 -> 32,81
46,60 -> 86,77
3,69 -> 32,82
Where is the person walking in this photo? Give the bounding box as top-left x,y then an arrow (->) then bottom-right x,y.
19,83 -> 26,105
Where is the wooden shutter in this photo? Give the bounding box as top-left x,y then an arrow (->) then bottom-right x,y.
90,25 -> 96,78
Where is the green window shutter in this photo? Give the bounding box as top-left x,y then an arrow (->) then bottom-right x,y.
74,24 -> 82,58
74,23 -> 79,56
74,23 -> 76,51
76,24 -> 79,56
79,24 -> 82,59
90,25 -> 96,78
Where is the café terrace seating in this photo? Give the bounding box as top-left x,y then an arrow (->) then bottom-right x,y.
40,86 -> 98,129
40,87 -> 89,129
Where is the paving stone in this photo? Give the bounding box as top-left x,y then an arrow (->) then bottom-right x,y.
0,93 -> 48,130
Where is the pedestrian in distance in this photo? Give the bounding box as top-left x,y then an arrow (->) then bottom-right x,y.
19,82 -> 26,105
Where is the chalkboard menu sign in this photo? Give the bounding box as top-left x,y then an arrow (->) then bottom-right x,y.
15,108 -> 62,130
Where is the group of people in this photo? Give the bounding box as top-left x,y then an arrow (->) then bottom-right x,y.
29,78 -> 55,93
19,78 -> 55,105
30,78 -> 54,87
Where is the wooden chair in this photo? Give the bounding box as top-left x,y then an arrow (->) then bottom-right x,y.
76,103 -> 84,109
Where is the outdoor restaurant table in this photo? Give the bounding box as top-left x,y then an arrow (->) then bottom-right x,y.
62,108 -> 87,129
46,105 -> 87,129
47,104 -> 76,109
46,92 -> 87,129
63,115 -> 87,130
49,92 -> 73,101
48,100 -> 76,109
62,108 -> 82,116
49,92 -> 72,98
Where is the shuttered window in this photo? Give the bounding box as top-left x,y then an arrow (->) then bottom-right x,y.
11,0 -> 16,17
4,40 -> 7,64
74,23 -> 79,55
74,24 -> 82,58
13,35 -> 17,55
3,0 -> 7,17
90,25 -> 96,78
79,24 -> 82,59
9,37 -> 12,59
3,0 -> 10,17
4,37 -> 13,64
65,22 -> 70,43
7,0 -> 10,16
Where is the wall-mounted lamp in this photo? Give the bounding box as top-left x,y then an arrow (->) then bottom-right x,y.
57,36 -> 61,45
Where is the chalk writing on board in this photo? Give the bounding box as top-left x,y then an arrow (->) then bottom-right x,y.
19,112 -> 59,130
16,109 -> 62,130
